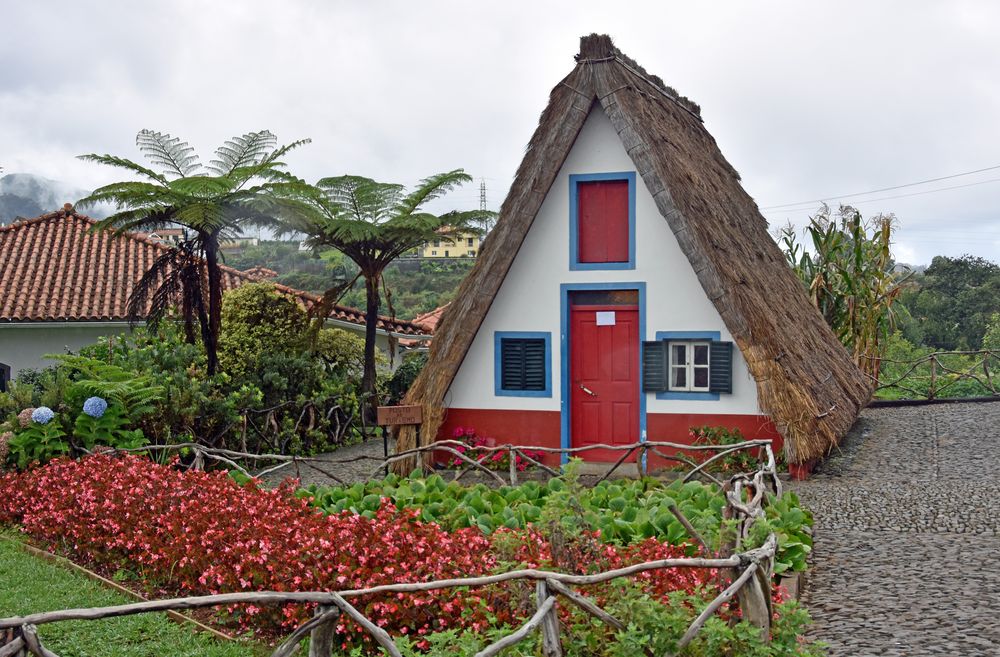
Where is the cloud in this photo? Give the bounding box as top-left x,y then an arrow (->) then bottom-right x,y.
2,0 -> 999,264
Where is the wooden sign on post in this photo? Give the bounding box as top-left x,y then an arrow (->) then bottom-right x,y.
376,405 -> 423,476
376,405 -> 423,426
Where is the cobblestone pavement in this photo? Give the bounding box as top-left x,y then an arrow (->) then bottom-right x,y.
791,402 -> 1000,656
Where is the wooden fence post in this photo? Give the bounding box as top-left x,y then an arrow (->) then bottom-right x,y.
536,581 -> 562,657
929,356 -> 938,400
308,605 -> 339,657
736,561 -> 772,642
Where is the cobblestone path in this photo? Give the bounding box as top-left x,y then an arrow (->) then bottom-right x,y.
791,402 -> 1000,656
258,436 -> 394,489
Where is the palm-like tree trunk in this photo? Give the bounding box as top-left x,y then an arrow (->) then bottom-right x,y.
203,233 -> 223,375
361,272 -> 381,425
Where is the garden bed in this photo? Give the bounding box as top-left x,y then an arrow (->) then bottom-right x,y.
0,454 -> 819,655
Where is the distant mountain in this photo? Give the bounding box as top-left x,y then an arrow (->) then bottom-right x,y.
0,173 -> 109,225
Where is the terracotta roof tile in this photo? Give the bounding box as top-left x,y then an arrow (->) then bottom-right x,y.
0,205 -> 429,336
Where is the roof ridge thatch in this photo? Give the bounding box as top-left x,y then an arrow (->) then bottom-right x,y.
398,34 -> 871,467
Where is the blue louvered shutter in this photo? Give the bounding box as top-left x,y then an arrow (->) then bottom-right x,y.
642,341 -> 668,392
709,341 -> 733,394
501,338 -> 546,391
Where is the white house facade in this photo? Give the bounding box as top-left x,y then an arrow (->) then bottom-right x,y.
438,109 -> 779,463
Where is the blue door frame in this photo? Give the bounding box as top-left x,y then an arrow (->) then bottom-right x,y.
559,282 -> 647,465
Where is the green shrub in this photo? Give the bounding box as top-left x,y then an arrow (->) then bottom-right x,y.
386,351 -> 428,404
689,426 -> 769,474
7,414 -> 69,469
315,327 -> 372,375
218,282 -> 309,378
72,404 -> 148,452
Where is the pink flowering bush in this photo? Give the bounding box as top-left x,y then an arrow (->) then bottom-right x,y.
0,455 -> 495,645
448,426 -> 546,472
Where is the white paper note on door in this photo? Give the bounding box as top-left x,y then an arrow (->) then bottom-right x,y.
596,311 -> 616,326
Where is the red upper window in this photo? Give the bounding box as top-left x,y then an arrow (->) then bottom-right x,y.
577,180 -> 629,263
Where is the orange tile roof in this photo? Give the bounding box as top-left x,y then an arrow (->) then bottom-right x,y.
413,304 -> 449,332
0,205 -> 429,336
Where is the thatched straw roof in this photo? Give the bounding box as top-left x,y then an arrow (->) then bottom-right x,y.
399,34 -> 871,467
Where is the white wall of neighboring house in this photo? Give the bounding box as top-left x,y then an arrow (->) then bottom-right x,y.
0,324 -> 129,378
445,107 -> 759,415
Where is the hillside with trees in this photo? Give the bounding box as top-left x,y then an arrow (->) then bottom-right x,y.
225,241 -> 475,320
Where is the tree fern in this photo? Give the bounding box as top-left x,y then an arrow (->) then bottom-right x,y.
77,129 -> 313,374
277,170 -> 495,421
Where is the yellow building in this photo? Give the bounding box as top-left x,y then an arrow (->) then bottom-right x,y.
418,231 -> 481,258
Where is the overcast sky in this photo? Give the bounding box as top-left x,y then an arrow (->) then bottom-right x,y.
3,1 -> 1000,265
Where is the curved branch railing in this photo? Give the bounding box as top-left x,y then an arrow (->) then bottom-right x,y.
861,349 -> 1000,400
101,437 -> 779,490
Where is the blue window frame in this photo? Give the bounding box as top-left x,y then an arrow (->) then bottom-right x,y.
568,171 -> 637,271
655,331 -> 721,401
494,331 -> 552,397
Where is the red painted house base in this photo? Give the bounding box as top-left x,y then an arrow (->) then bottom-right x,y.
787,459 -> 817,481
437,408 -> 784,468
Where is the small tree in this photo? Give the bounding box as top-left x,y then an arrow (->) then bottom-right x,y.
218,283 -> 309,378
77,130 -> 311,374
282,171 -> 491,421
779,204 -> 909,380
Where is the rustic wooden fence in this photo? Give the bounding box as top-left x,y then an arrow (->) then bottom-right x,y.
0,441 -> 783,656
106,437 -> 780,490
862,349 -> 1000,400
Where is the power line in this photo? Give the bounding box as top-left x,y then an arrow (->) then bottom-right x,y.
760,163 -> 1000,211
763,176 -> 1000,214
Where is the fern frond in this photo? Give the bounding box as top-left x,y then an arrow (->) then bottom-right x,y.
393,169 -> 472,217
168,175 -> 236,198
91,206 -> 175,236
207,130 -> 278,175
136,130 -> 201,178
76,154 -> 169,185
316,176 -> 404,223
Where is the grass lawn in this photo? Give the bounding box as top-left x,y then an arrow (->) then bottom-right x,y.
0,536 -> 263,657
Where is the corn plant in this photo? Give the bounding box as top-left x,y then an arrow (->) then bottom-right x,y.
778,204 -> 909,381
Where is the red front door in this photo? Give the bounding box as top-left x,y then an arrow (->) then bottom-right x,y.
569,302 -> 640,461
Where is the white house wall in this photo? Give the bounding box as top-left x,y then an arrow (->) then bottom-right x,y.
446,107 -> 759,415
0,324 -> 129,378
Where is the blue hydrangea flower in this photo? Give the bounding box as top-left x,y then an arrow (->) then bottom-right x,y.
83,396 -> 109,419
31,406 -> 55,425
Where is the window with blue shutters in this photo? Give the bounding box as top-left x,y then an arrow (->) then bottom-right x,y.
644,333 -> 733,400
494,332 -> 552,397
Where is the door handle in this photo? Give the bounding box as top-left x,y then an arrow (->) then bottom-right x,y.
579,384 -> 598,397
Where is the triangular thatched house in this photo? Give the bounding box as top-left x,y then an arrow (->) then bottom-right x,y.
399,34 -> 870,474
